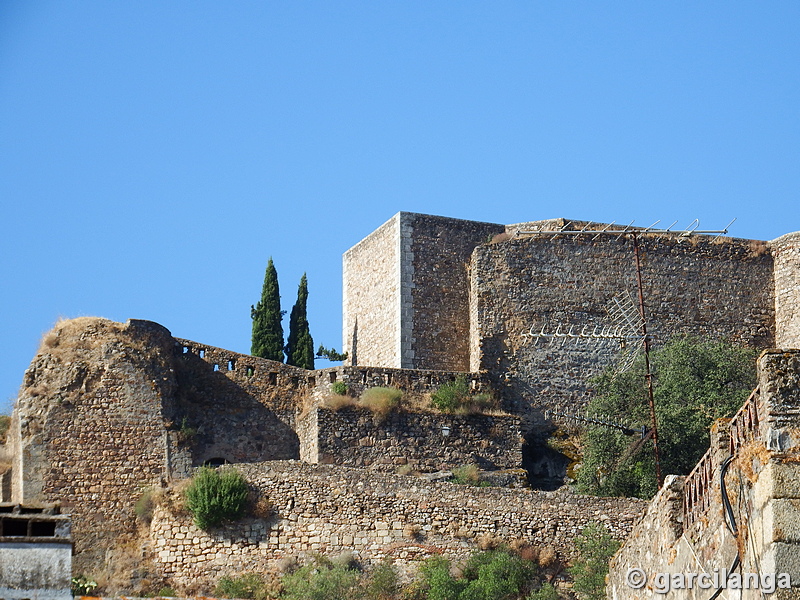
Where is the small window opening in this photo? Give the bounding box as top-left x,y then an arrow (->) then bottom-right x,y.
361,371 -> 368,384
31,521 -> 56,537
329,372 -> 337,383
384,373 -> 392,385
228,360 -> 236,371
2,519 -> 27,536
203,457 -> 230,467
183,346 -> 190,354
291,376 -> 299,388
246,366 -> 254,377
199,349 -> 205,358
213,364 -> 220,372
269,372 -> 278,385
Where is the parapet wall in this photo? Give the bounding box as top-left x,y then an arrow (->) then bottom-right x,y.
471,232 -> 775,420
149,461 -> 647,590
300,407 -> 522,472
608,349 -> 800,599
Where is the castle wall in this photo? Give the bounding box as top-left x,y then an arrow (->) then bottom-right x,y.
172,339 -> 312,466
149,461 -> 647,590
608,350 -> 800,600
470,233 -> 775,423
343,214 -> 401,367
770,232 -> 800,348
403,213 -> 505,371
303,407 -> 522,472
342,212 -> 503,370
11,318 -> 184,573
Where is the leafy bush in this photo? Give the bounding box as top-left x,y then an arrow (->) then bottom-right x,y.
365,560 -> 400,600
156,587 -> 177,597
577,335 -> 757,498
430,377 -> 471,413
215,572 -> 269,600
416,550 -> 538,600
280,556 -> 360,600
184,466 -> 249,530
527,583 -> 560,600
331,380 -> 349,396
430,377 -> 497,414
71,575 -> 98,595
452,464 -> 489,487
568,522 -> 620,600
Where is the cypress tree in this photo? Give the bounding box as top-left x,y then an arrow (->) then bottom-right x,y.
251,258 -> 284,361
286,273 -> 315,370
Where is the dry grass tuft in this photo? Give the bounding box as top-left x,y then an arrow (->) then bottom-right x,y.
489,232 -> 512,244
360,387 -> 402,423
477,532 -> 503,550
323,394 -> 359,410
536,546 -> 558,568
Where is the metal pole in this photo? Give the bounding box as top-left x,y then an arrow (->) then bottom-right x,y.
632,233 -> 663,488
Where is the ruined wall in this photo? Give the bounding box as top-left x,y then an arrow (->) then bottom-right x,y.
342,212 -> 503,370
608,350 -> 800,600
771,232 -> 800,348
470,232 -> 775,423
10,318 -> 184,572
149,461 -> 646,590
301,407 -> 522,472
343,214 -> 401,367
172,339 -> 312,466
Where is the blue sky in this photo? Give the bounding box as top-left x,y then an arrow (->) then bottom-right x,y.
1,2 -> 798,414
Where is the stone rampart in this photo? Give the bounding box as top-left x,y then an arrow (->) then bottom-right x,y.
149,461 -> 647,590
301,407 -> 522,472
471,231 -> 775,422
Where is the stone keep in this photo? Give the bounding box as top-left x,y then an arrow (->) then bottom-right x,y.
344,212 -> 798,420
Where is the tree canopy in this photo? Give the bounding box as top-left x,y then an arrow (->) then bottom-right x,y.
286,273 -> 315,370
576,335 -> 757,499
251,258 -> 285,361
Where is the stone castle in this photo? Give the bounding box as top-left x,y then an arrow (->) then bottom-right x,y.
2,212 -> 800,598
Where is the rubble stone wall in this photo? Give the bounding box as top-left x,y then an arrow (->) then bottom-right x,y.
470,232 -> 775,423
149,461 -> 647,589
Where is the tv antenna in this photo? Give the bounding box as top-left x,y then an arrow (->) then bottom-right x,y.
520,218 -> 737,488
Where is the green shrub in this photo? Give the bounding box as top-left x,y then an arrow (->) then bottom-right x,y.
568,522 -> 620,600
156,587 -> 177,597
280,557 -> 360,600
184,466 -> 249,530
430,377 -> 471,413
527,583 -> 560,600
452,464 -> 489,487
331,380 -> 349,396
460,550 -> 537,600
430,378 -> 497,414
0,415 -> 10,444
365,560 -> 400,600
215,572 -> 268,600
416,550 -> 537,600
71,575 -> 98,596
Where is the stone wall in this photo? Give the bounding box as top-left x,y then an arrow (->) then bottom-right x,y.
342,212 -> 504,370
470,230 -> 775,424
342,214 -> 401,368
302,407 -> 522,472
10,318 -> 182,572
172,338 -> 312,467
608,350 -> 800,600
403,213 -> 505,371
771,232 -> 800,348
149,461 -> 647,590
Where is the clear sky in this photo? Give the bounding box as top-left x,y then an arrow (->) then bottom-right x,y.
1,2 -> 798,414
